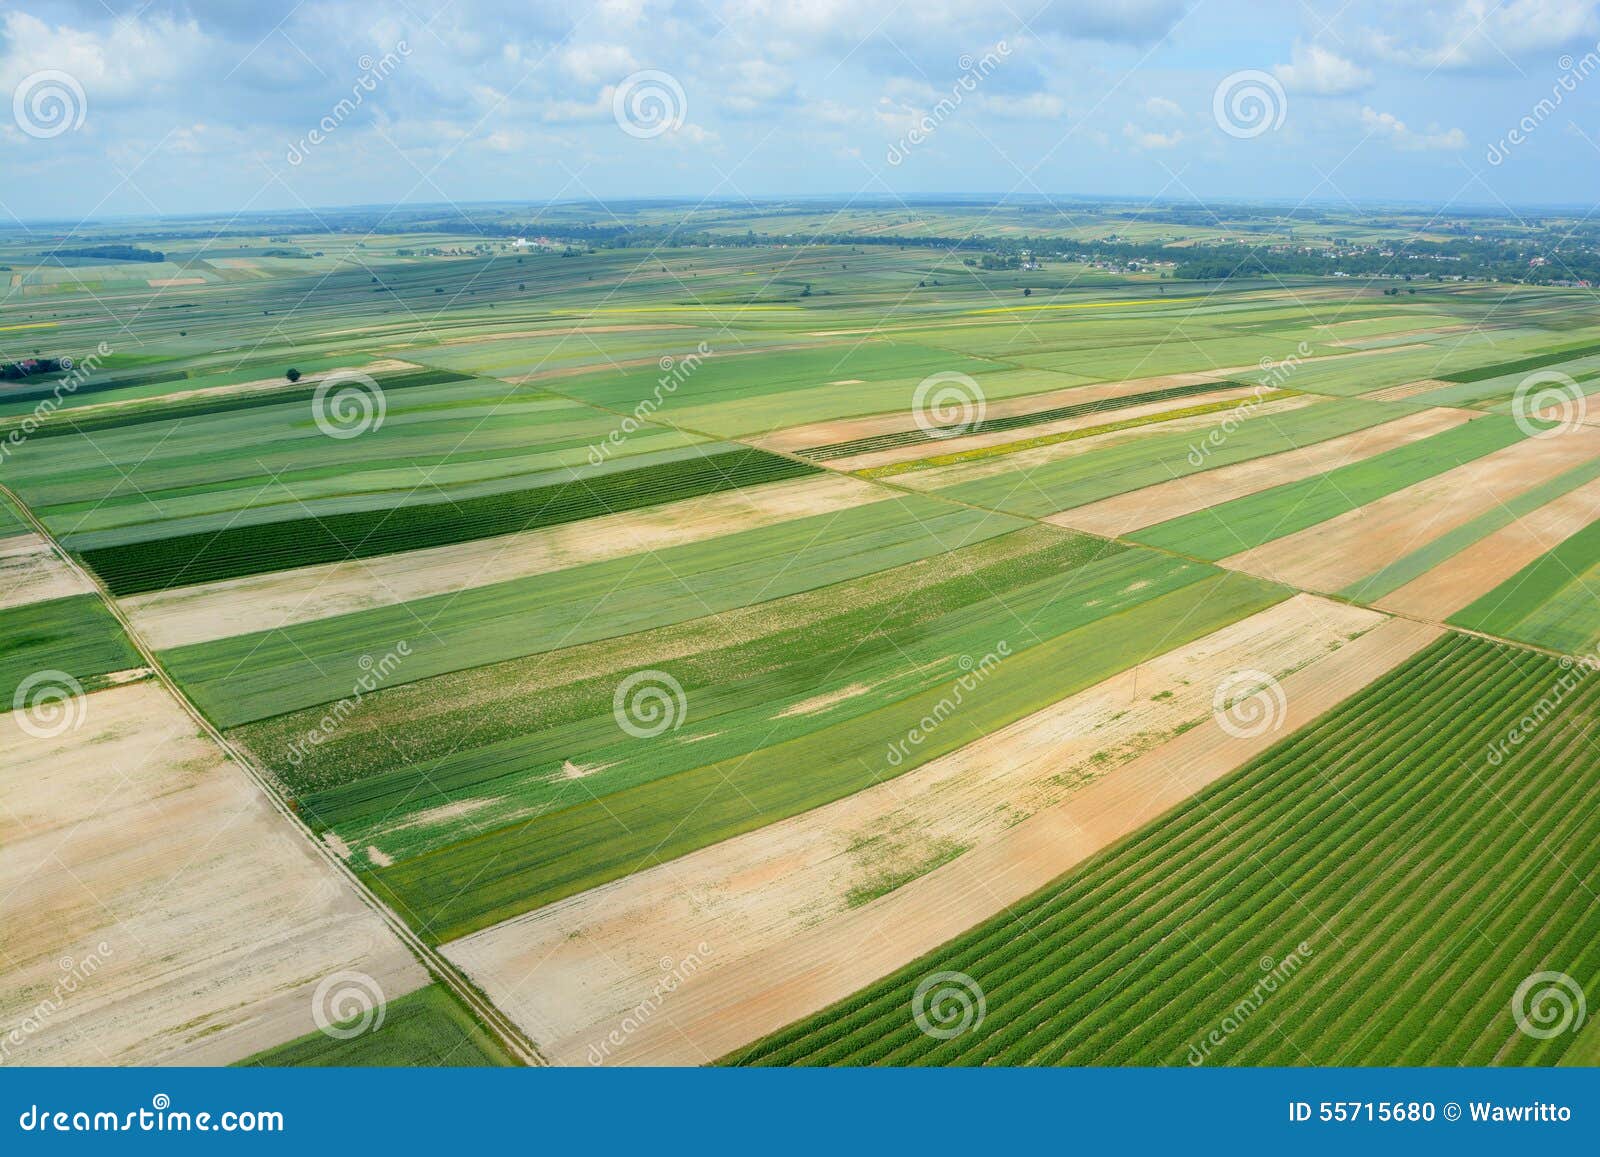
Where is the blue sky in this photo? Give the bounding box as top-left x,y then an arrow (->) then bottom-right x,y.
2,0 -> 1599,221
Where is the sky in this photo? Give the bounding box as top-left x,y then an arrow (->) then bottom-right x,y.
2,0 -> 1600,222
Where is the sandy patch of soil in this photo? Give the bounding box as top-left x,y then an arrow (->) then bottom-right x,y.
1220,427 -> 1600,593
442,595 -> 1393,1065
1377,475 -> 1600,619
121,472 -> 889,650
0,534 -> 96,610
1363,379 -> 1457,402
1050,407 -> 1475,538
146,277 -> 206,288
0,681 -> 427,1065
775,683 -> 873,719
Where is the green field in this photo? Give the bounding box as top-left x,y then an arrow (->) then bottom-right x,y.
730,635 -> 1600,1065
0,595 -> 142,703
237,985 -> 516,1067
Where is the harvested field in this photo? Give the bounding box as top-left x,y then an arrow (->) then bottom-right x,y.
0,534 -> 95,610
1219,427 -> 1600,593
0,681 -> 427,1065
444,595 -> 1383,1064
572,616 -> 1438,1064
1051,407 -> 1474,537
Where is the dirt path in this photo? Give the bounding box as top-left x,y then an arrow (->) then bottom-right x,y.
122,473 -> 887,650
0,533 -> 95,609
545,615 -> 1437,1065
1377,475 -> 1600,619
1220,428 -> 1600,594
443,595 -> 1396,1066
1049,407 -> 1474,538
0,681 -> 428,1065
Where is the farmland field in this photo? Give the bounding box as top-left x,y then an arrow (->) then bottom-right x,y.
7,198 -> 1600,1074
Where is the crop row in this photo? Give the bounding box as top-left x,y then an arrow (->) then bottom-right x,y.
730,635 -> 1600,1066
79,446 -> 818,595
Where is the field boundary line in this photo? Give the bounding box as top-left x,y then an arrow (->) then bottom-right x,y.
0,481 -> 546,1068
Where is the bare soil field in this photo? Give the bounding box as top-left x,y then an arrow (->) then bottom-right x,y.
1220,428 -> 1600,593
516,615 -> 1438,1065
443,595 -> 1388,1066
122,472 -> 888,649
0,534 -> 96,610
1377,475 -> 1600,619
0,681 -> 427,1065
1050,408 -> 1474,538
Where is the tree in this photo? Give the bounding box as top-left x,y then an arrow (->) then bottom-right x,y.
1023,287 -> 1032,297
286,368 -> 302,382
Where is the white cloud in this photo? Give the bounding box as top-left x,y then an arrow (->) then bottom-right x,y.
980,92 -> 1066,118
1361,106 -> 1467,149
1144,95 -> 1185,118
560,43 -> 639,85
1273,42 -> 1373,95
1123,122 -> 1184,148
1363,0 -> 1600,69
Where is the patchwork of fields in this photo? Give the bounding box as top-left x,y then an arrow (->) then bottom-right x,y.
6,231 -> 1600,1068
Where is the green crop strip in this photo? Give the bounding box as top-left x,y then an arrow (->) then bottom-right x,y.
728,635 -> 1600,1066
77,446 -> 819,595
